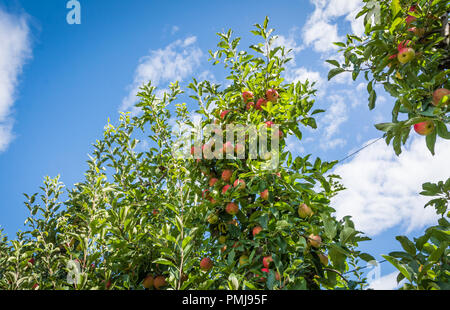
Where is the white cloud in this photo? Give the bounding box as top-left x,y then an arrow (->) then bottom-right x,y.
318,94 -> 348,150
121,36 -> 203,112
369,271 -> 403,290
0,9 -> 31,152
331,136 -> 450,236
302,0 -> 364,54
285,67 -> 324,90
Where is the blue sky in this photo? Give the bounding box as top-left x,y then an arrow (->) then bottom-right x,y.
0,0 -> 449,289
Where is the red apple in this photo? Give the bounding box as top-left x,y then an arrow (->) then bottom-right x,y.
260,189 -> 269,201
414,121 -> 435,136
222,169 -> 233,182
406,15 -> 417,25
220,110 -> 230,120
226,202 -> 239,215
233,179 -> 246,190
246,101 -> 255,110
432,88 -> 450,106
308,234 -> 322,248
265,121 -> 274,128
200,257 -> 213,271
28,258 -> 35,265
256,98 -> 268,111
298,203 -> 313,218
222,184 -> 231,194
263,255 -> 273,268
153,276 -> 166,289
143,275 -> 154,289
252,226 -> 263,237
266,89 -> 279,102
397,47 -> 415,64
242,91 -> 254,102
234,143 -> 245,155
209,178 -> 219,187
222,141 -> 234,154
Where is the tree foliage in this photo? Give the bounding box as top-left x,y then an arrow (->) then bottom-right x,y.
0,19 -> 372,290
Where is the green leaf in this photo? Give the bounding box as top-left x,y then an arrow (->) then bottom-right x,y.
425,129 -> 437,155
322,216 -> 337,240
382,255 -> 412,282
328,68 -> 346,81
436,121 -> 450,140
368,89 -> 377,110
326,60 -> 340,67
395,236 -> 416,256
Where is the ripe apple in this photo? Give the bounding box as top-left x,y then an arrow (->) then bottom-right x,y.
266,89 -> 279,102
152,209 -> 159,216
223,141 -> 234,154
318,253 -> 329,266
432,88 -> 450,106
200,257 -> 213,271
220,110 -> 230,120
414,121 -> 435,136
28,258 -> 35,265
209,178 -> 219,187
262,255 -> 273,268
207,214 -> 219,224
235,143 -> 245,154
143,275 -> 154,289
226,202 -> 239,215
153,276 -> 166,289
252,226 -> 263,237
233,179 -> 246,190
242,91 -> 254,102
298,203 -> 313,218
246,101 -> 255,110
222,184 -> 231,194
265,121 -> 274,128
260,189 -> 269,201
397,48 -> 415,64
32,283 -> 39,290
308,234 -> 322,248
239,255 -> 249,266
256,98 -> 267,110
405,15 -> 417,25
222,169 -> 233,182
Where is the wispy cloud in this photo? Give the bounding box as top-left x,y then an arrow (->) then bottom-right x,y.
302,0 -> 364,54
331,136 -> 450,236
121,36 -> 203,113
0,9 -> 32,152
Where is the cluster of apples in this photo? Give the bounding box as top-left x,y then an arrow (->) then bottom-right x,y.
142,274 -> 167,290
414,88 -> 450,136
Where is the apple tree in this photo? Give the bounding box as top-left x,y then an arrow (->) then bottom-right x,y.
0,18 -> 373,290
328,0 -> 449,155
328,0 -> 449,290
